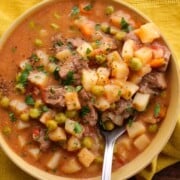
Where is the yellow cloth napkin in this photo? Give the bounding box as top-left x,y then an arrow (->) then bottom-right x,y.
0,1 -> 180,180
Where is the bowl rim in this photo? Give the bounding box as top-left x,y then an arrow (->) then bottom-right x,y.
0,0 -> 180,180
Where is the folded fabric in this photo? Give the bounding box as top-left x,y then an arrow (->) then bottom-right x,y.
0,1 -> 179,180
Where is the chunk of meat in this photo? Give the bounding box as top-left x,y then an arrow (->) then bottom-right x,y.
67,38 -> 85,48
32,127 -> 50,152
79,89 -> 98,126
42,86 -> 65,107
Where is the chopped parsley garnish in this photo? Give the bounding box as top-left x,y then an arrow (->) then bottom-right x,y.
65,86 -> 75,92
49,56 -> 59,64
83,4 -> 93,11
30,53 -> 40,62
154,103 -> 161,117
67,41 -> 74,50
70,6 -> 80,17
63,71 -> 74,85
25,95 -> 35,106
76,85 -> 82,92
36,65 -> 46,73
53,40 -> 64,48
74,123 -> 83,133
80,106 -> 90,117
120,17 -> 130,32
53,66 -> 60,80
95,40 -> 101,46
9,112 -> 16,122
86,48 -> 92,55
24,64 -> 33,71
127,118 -> 133,127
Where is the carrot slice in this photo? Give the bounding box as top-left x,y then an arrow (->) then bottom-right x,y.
149,58 -> 165,68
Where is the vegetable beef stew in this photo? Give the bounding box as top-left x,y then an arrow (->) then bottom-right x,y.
0,0 -> 171,178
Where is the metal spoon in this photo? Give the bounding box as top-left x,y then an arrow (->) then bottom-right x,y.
99,123 -> 126,180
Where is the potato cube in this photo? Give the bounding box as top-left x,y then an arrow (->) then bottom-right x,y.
28,148 -> 40,160
135,47 -> 153,64
19,59 -> 29,70
65,91 -> 81,110
133,93 -> 150,111
82,69 -> 98,91
56,49 -> 72,61
117,135 -> 132,151
40,110 -> 55,124
107,51 -> 122,66
122,39 -> 135,61
104,84 -> 121,103
135,23 -> 160,43
28,71 -> 48,87
48,127 -> 67,142
126,121 -> 146,138
17,120 -> 30,130
18,135 -> 26,147
96,67 -> 110,85
61,158 -> 82,174
10,100 -> 28,114
111,61 -> 129,81
47,152 -> 61,169
67,136 -> 81,152
65,119 -> 84,138
36,50 -> 49,66
121,81 -> 139,100
94,97 -> 110,111
77,42 -> 93,59
78,148 -> 95,167
134,134 -> 150,151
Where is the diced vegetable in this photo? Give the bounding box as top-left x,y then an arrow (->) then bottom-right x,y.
132,93 -> 150,112
91,85 -> 105,96
28,148 -> 40,159
47,62 -> 57,73
78,147 -> 95,167
135,23 -> 160,43
95,54 -> 107,64
148,124 -> 158,133
46,120 -> 58,131
0,96 -> 10,108
117,136 -> 132,151
34,39 -> 43,47
19,59 -> 29,70
67,136 -> 81,151
17,120 -> 30,130
50,23 -> 59,30
111,61 -> 129,81
96,67 -> 110,85
40,110 -> 54,124
115,31 -> 127,40
77,42 -> 93,59
82,69 -> 98,91
100,23 -> 110,33
47,152 -> 61,169
129,57 -> 143,71
18,135 -> 26,147
94,97 -> 110,111
10,100 -> 28,114
15,83 -> 25,94
126,121 -> 146,138
105,6 -> 114,15
135,47 -> 153,64
82,136 -> 93,149
65,91 -> 81,110
2,126 -> 11,136
104,120 -> 115,131
36,50 -> 49,66
28,71 -> 48,87
104,84 -> 121,103
149,58 -> 165,68
65,110 -> 78,118
39,29 -> 48,37
122,39 -> 135,61
25,95 -> 35,106
79,106 -> 90,117
65,119 -> 84,138
48,127 -> 67,142
133,134 -> 150,151
61,158 -> 82,174
55,113 -> 67,124
20,112 -> 29,122
56,49 -> 72,61
107,51 -> 122,66
121,81 -> 139,100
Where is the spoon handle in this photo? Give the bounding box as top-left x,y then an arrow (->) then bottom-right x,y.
101,139 -> 115,180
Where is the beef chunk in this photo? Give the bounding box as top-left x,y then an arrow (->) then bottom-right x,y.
79,89 -> 98,126
42,86 -> 65,107
139,72 -> 167,94
32,127 -> 50,152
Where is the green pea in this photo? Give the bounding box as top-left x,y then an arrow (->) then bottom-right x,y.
20,113 -> 29,122
34,39 -> 43,47
34,99 -> 43,108
129,57 -> 143,71
101,23 -> 110,33
46,120 -> 58,131
148,124 -> 158,133
65,110 -> 78,118
115,31 -> 127,40
82,136 -> 93,149
2,126 -> 11,136
94,156 -> 103,163
104,120 -> 115,131
105,6 -> 114,15
55,113 -> 67,124
0,96 -> 10,108
29,108 -> 41,119
15,83 -> 25,94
